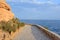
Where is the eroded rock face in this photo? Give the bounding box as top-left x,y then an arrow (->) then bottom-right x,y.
0,0 -> 14,40
0,0 -> 5,2
0,8 -> 14,22
0,1 -> 14,22
0,2 -> 11,11
0,30 -> 11,40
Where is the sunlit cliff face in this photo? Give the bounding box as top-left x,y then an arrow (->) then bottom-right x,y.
0,0 -> 14,22
0,0 -> 6,2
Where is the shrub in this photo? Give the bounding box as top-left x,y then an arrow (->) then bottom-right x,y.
19,22 -> 25,27
0,18 -> 25,34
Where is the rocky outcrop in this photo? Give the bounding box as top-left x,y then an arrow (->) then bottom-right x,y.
0,2 -> 14,22
0,8 -> 14,22
0,2 -> 11,11
0,0 -> 5,2
0,30 -> 11,40
0,0 -> 14,40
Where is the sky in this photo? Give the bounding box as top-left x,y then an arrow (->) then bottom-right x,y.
6,0 -> 60,20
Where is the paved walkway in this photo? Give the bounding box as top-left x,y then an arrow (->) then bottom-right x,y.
13,25 -> 52,40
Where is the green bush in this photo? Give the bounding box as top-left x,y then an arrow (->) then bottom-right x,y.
0,18 -> 25,34
19,22 -> 25,27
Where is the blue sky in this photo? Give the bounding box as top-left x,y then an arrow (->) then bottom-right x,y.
6,0 -> 60,20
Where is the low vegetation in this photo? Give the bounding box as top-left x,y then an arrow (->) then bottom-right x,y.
44,26 -> 49,30
0,18 -> 25,34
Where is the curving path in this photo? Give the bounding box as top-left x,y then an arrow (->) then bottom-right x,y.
13,25 -> 52,40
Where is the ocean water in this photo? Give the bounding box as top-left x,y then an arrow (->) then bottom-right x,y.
21,20 -> 60,35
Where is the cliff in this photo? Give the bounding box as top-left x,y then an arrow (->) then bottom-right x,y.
0,1 -> 14,40
0,1 -> 25,40
0,2 -> 14,22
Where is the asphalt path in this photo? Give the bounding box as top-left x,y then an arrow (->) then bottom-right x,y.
13,25 -> 52,40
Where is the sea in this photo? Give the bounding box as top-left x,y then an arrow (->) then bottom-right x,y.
21,20 -> 60,35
